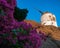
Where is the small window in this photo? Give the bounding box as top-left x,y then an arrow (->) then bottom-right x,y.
52,17 -> 55,21
49,15 -> 51,17
43,23 -> 46,25
51,22 -> 53,24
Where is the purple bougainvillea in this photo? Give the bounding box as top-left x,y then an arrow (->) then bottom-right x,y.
0,20 -> 46,48
0,0 -> 46,48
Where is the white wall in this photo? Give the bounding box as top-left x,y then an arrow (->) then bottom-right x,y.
41,12 -> 58,27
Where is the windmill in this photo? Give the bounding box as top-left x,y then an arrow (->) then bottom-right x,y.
34,8 -> 58,27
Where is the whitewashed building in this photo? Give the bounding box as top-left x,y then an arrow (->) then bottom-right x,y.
41,12 -> 58,27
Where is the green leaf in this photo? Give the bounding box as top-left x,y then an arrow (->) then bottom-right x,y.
0,9 -> 6,16
14,7 -> 28,21
3,33 -> 9,37
19,28 -> 24,32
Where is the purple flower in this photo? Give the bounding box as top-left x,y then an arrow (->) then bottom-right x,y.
0,0 -> 46,48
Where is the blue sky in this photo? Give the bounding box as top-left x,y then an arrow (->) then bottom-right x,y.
16,0 -> 60,26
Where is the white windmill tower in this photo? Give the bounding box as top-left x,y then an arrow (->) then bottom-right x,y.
37,10 -> 58,27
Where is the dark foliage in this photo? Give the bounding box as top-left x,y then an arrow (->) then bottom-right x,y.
14,7 -> 28,22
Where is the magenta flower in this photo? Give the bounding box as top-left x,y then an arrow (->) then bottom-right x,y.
0,0 -> 46,48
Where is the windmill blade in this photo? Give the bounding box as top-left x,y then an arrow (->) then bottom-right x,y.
34,8 -> 44,14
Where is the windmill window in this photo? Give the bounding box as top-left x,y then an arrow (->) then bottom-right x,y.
43,23 -> 46,25
51,22 -> 53,24
52,17 -> 55,21
49,15 -> 51,17
49,15 -> 52,21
